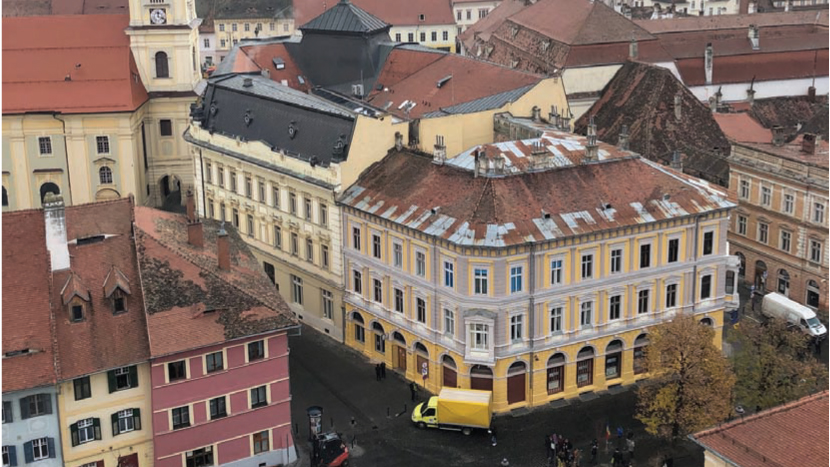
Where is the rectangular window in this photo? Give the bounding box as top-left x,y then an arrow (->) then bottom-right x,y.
610,248 -> 622,273
185,447 -> 213,467
245,177 -> 252,198
609,295 -> 621,321
258,182 -> 265,203
171,406 -> 190,429
416,251 -> 426,277
372,234 -> 382,259
394,288 -> 404,313
353,270 -> 362,294
2,401 -> 11,423
374,330 -> 385,353
244,23 -> 250,32
306,238 -> 313,262
814,202 -> 825,224
217,167 -> 224,188
219,24 -> 225,31
466,9 -> 472,19
205,351 -> 223,373
291,274 -> 303,305
550,259 -> 563,285
431,31 -> 437,42
726,271 -> 735,294
322,289 -> 333,319
319,203 -> 328,226
168,361 -> 186,381
510,266 -> 523,293
248,340 -> 265,361
284,232 -> 296,256
73,376 -> 91,400
2,445 -> 13,467
703,231 -> 714,255
416,298 -> 426,323
289,192 -> 296,215
810,240 -> 822,263
204,38 -> 210,48
272,187 -> 280,209
31,438 -> 49,461
581,254 -> 593,279
232,23 -> 237,32
116,409 -> 137,434
220,39 -> 226,48
373,278 -> 382,303
474,268 -> 488,294
246,215 -> 254,238
479,8 -> 488,18
395,33 -> 401,41
232,209 -> 239,228
253,431 -> 269,454
457,10 -> 462,20
666,284 -> 677,308
250,386 -> 267,408
640,244 -> 651,268
780,230 -> 791,252
444,261 -> 454,288
273,225 -> 282,249
230,171 -> 237,193
321,244 -> 329,269
393,243 -> 403,268
470,323 -> 488,350
638,290 -> 650,313
76,418 -> 96,444
96,136 -> 110,154
352,227 -> 361,250
758,222 -> 769,244
160,119 -> 173,137
739,179 -> 750,199
700,275 -> 712,300
783,193 -> 794,214
420,32 -> 426,42
550,307 -> 562,333
510,315 -> 523,341
205,162 -> 212,184
443,31 -> 449,41
737,215 -> 747,236
270,22 -> 275,30
209,397 -> 227,420
444,308 -> 454,335
38,137 -> 52,155
408,32 -> 414,42
109,366 -> 137,392
761,186 -> 771,206
580,302 -> 593,327
304,198 -> 312,221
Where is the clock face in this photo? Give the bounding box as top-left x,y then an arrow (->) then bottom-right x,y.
150,9 -> 167,25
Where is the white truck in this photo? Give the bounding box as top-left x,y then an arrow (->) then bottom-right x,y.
761,292 -> 827,340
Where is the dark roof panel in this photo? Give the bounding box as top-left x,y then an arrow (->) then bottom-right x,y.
300,0 -> 389,34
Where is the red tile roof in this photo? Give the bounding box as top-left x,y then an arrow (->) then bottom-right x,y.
51,198 -> 151,380
2,210 -> 57,393
459,0 -> 528,45
370,48 -> 444,90
237,43 -> 312,91
675,49 -> 829,86
339,134 -> 734,247
635,9 -> 828,34
295,0 -> 455,28
713,113 -> 772,143
2,0 -> 129,16
367,52 -> 542,118
2,14 -> 148,115
134,208 -> 298,357
691,391 -> 829,467
736,136 -> 830,169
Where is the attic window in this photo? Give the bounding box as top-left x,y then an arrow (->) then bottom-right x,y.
273,58 -> 285,70
77,235 -> 105,246
419,14 -> 425,21
112,290 -> 127,314
71,304 -> 85,322
4,349 -> 32,358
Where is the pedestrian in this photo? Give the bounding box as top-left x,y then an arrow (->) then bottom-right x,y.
380,361 -> 386,379
573,448 -> 581,467
546,434 -> 553,460
500,458 -> 509,467
564,438 -> 573,452
375,363 -> 381,381
490,426 -> 498,446
590,439 -> 598,464
626,436 -> 635,460
410,381 -> 418,401
611,448 -> 623,467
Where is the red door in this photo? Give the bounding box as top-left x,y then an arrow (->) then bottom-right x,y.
396,346 -> 407,371
507,373 -> 526,404
471,376 -> 493,391
443,365 -> 457,388
118,453 -> 138,467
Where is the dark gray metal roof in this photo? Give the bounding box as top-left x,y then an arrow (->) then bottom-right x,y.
299,0 -> 390,34
197,75 -> 357,167
422,84 -> 536,118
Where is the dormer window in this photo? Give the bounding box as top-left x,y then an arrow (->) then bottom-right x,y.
113,291 -> 126,314
71,303 -> 85,322
103,266 -> 131,315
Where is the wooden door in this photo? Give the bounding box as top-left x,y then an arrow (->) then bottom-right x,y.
416,355 -> 429,381
471,376 -> 493,391
118,453 -> 139,467
396,346 -> 407,371
507,373 -> 526,404
443,365 -> 457,388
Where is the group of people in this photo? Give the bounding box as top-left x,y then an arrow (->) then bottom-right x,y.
609,432 -> 636,467
545,433 -> 581,467
374,362 -> 387,381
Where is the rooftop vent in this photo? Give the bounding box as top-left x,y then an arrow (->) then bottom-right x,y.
77,235 -> 106,246
243,77 -> 253,87
541,210 -> 551,219
436,75 -> 452,89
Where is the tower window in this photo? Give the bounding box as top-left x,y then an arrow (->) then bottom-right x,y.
155,51 -> 169,78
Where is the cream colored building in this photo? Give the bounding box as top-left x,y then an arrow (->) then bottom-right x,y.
389,23 -> 458,52
214,17 -> 294,58
453,0 -> 501,33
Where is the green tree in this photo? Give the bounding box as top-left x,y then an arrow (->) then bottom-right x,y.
730,317 -> 827,411
635,315 -> 735,442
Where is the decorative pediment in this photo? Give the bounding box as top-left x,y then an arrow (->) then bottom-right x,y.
61,272 -> 90,305
93,156 -> 117,165
102,265 -> 131,298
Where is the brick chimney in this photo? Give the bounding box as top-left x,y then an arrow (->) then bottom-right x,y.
771,126 -> 786,146
217,224 -> 231,270
629,39 -> 638,59
618,124 -> 630,150
43,193 -> 70,271
802,133 -> 817,155
674,93 -> 682,121
704,43 -> 714,85
584,116 -> 598,162
808,86 -> 816,103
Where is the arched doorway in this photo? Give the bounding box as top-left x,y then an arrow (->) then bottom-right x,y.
507,361 -> 527,404
470,365 -> 493,391
605,340 -> 623,381
372,322 -> 385,354
40,182 -> 60,204
415,343 -> 429,382
441,355 -> 457,388
546,353 -> 565,395
576,347 -> 595,388
2,186 -> 8,207
777,269 -> 790,296
392,332 -> 407,371
633,334 -> 649,375
806,280 -> 821,309
159,175 -> 182,212
754,260 -> 767,290
351,312 -> 365,344
736,252 -> 746,278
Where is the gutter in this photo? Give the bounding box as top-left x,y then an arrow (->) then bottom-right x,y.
687,434 -> 742,467
51,113 -> 73,205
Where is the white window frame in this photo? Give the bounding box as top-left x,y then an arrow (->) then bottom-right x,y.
38,136 -> 53,156
637,289 -> 650,314
352,270 -> 362,295
581,253 -> 594,279
780,230 -> 791,252
291,274 -> 303,305
372,234 -> 382,259
509,314 -> 523,342
510,266 -> 523,293
758,222 -> 769,244
610,248 -> 623,274
700,274 -> 713,300
415,251 -> 426,277
760,185 -> 771,206
443,260 -> 454,288
580,301 -> 593,328
782,193 -> 794,214
810,239 -> 822,263
739,178 -> 750,199
665,283 -> 678,309
95,135 -> 110,155
473,268 -> 488,295
32,438 -> 48,461
813,201 -> 825,224
550,258 -> 563,285
117,409 -> 135,434
322,289 -> 333,319
737,215 -> 747,236
373,278 -> 383,303
608,294 -> 622,321
393,243 -> 403,268
443,308 -> 454,336
469,323 -> 489,351
416,297 -> 427,323
78,418 -> 95,444
550,306 -> 563,334
394,288 -> 404,313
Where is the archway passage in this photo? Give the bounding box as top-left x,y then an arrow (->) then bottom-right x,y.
393,332 -> 407,371
547,353 -> 565,395
754,260 -> 767,290
159,175 -> 183,213
442,355 -> 457,388
507,361 -> 527,404
40,182 -> 60,204
470,365 -> 493,391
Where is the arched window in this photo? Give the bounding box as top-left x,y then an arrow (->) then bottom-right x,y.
2,186 -> 8,207
777,269 -> 790,296
392,331 -> 406,344
605,340 -> 623,380
736,252 -> 746,277
372,322 -> 385,354
99,166 -> 113,184
547,353 -> 566,395
754,260 -> 767,289
576,347 -> 595,387
806,280 -> 821,309
414,342 -> 428,355
700,317 -> 713,326
351,312 -> 364,343
155,51 -> 169,78
633,333 -> 648,375
40,182 -> 60,204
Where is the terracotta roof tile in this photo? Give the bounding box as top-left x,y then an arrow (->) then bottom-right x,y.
237,43 -> 312,91
692,391 -> 829,467
675,49 -> 828,86
459,0 -> 528,47
746,95 -> 830,141
713,113 -> 773,143
2,0 -> 129,16
736,137 -> 829,169
635,9 -> 829,34
134,208 -> 298,357
2,14 -> 148,114
2,211 -> 57,392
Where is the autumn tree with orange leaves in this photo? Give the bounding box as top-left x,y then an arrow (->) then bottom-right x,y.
635,314 -> 735,442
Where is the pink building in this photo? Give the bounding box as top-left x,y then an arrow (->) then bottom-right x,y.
135,193 -> 299,467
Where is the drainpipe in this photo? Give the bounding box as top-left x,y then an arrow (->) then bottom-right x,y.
51,113 -> 73,205
691,216 -> 700,314
528,241 -> 536,399
198,148 -> 206,218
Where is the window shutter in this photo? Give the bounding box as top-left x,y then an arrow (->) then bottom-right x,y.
93,418 -> 102,440
71,422 -> 80,447
19,398 -> 30,420
96,461 -> 104,467
23,441 -> 33,464
42,395 -> 52,415
8,445 -> 17,467
111,412 -> 120,436
107,370 -> 117,393
128,366 -> 138,388
133,408 -> 141,431
4,401 -> 13,423
47,438 -> 55,458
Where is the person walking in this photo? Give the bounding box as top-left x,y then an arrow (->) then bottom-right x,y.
409,381 -> 418,401
546,434 -> 553,460
573,448 -> 581,467
375,363 -> 381,381
626,433 -> 635,461
611,448 -> 624,467
380,361 -> 387,379
590,439 -> 598,464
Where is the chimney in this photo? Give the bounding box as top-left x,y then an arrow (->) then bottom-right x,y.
747,87 -> 756,106
394,131 -> 403,151
185,190 -> 204,247
748,0 -> 756,13
186,189 -> 196,222
44,193 -> 71,271
629,38 -> 638,59
618,124 -> 630,150
243,77 -> 253,87
561,109 -> 572,132
709,96 -> 718,114
473,146 -> 483,178
531,106 -> 541,122
808,86 -> 816,102
217,224 -> 231,270
771,126 -> 786,146
801,133 -> 817,155
748,25 -> 760,50
584,116 -> 598,162
704,43 -> 714,85
433,135 -> 447,164
674,93 -> 682,121
549,105 -> 559,127
670,150 -> 683,170
785,0 -> 792,11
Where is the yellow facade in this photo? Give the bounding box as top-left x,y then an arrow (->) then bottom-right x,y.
57,365 -> 154,467
389,24 -> 457,53
214,18 -> 295,53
